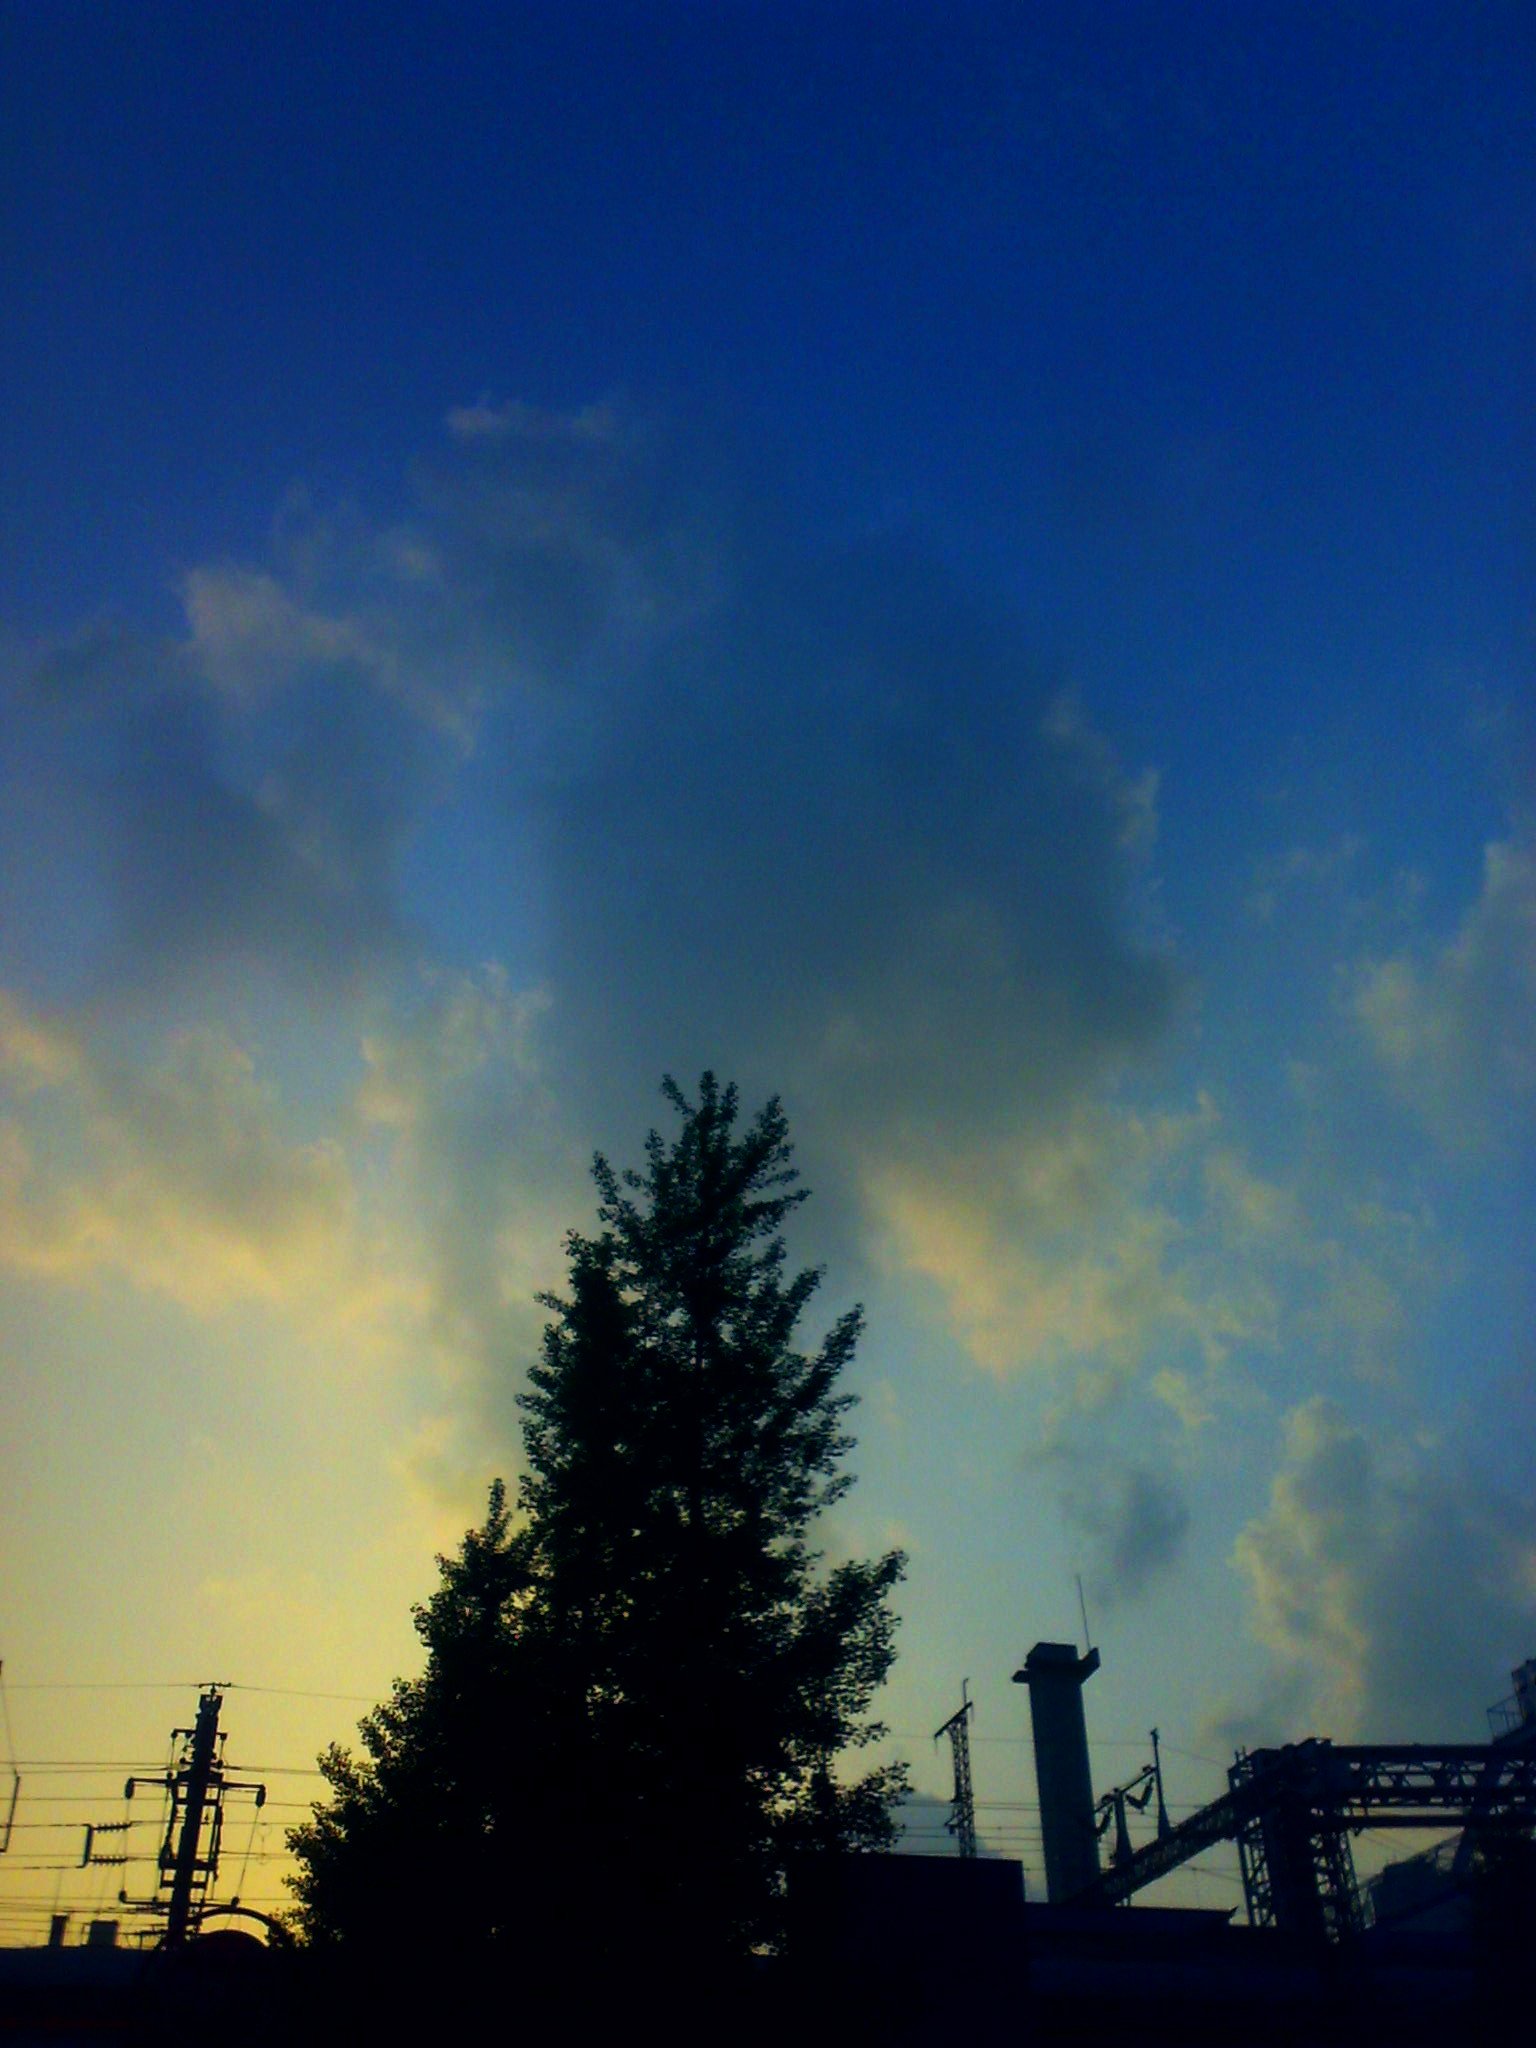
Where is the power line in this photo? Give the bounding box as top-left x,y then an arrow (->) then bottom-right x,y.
6,1680 -> 379,1703
12,1761 -> 326,1775
225,1685 -> 380,1703
2,1682 -> 200,1694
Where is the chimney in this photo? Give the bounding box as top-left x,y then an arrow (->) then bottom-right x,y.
1013,1640 -> 1101,1902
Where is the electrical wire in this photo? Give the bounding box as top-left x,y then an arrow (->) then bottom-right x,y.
11,1761 -> 326,1777
231,1806 -> 263,1900
2,1682 -> 199,1693
6,1680 -> 379,1703
224,1685 -> 380,1702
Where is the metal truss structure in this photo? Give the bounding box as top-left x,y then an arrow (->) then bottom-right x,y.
933,1687 -> 977,1861
1068,1739 -> 1536,1945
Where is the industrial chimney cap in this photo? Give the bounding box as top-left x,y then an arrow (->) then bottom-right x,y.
1011,1641 -> 1101,1685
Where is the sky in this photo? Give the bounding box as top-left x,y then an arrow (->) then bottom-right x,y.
1,1 -> 1532,1933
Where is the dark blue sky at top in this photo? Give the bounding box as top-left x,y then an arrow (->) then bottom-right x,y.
2,0 -> 1530,1016
5,2 -> 1530,664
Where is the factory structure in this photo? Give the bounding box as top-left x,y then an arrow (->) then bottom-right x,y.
1015,1640 -> 1536,1942
4,1652 -> 1534,2042
802,1644 -> 1536,2042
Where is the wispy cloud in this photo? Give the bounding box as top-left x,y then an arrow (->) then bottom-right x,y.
445,397 -> 622,446
1033,1439 -> 1193,1609
1245,834 -> 1366,925
1230,1398 -> 1536,1741
0,992 -> 355,1312
352,965 -> 587,1501
5,629 -> 423,1002
1352,835 -> 1536,1149
0,963 -> 583,1519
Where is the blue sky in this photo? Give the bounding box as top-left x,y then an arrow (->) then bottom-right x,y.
1,2 -> 1532,1922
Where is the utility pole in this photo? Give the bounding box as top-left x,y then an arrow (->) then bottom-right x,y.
1150,1726 -> 1171,1838
1094,1731 -> 1172,1874
125,1684 -> 265,1949
166,1688 -> 220,1949
934,1682 -> 978,1860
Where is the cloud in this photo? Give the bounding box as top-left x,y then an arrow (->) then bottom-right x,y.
1352,835 -> 1536,1149
416,394 -> 710,697
445,397 -> 622,446
0,990 -> 83,1092
9,406 -> 1499,1481
1232,1398 -> 1536,1740
184,551 -> 482,744
0,991 -> 356,1312
1245,834 -> 1365,924
272,404 -> 1168,1170
259,401 -> 1185,1359
25,400 -> 1477,1475
6,402 -> 1179,1183
1037,1442 -> 1192,1608
3,621 -> 428,1003
0,965 -> 582,1492
526,546 -> 1178,1171
1149,1367 -> 1215,1431
353,966 -> 588,1499
865,1047 -> 1460,1445
864,1094 -> 1274,1391
182,567 -> 378,704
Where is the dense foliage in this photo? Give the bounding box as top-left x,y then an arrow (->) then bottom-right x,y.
287,1075 -> 906,1992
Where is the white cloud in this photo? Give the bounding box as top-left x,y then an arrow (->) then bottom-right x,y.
13,404 -> 1180,1188
445,397 -> 621,445
0,968 -> 583,1476
1233,1398 -> 1536,1740
357,966 -> 548,1131
1245,834 -> 1366,924
11,405 -> 1507,1596
183,560 -> 477,744
9,619 -> 425,997
863,1094 -> 1272,1393
0,990 -> 83,1092
183,567 -> 379,703
1352,835 -> 1536,1148
0,993 -> 357,1313
1149,1367 -> 1215,1430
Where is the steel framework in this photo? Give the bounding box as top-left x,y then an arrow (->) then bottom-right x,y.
1068,1740 -> 1536,1943
934,1689 -> 977,1861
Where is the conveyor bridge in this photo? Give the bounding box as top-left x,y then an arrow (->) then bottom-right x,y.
1068,1740 -> 1536,1945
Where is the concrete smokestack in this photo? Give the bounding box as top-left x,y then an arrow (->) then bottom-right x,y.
1013,1641 -> 1101,1902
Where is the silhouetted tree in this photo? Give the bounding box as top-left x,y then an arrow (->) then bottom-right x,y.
288,1075 -> 906,2009
284,1480 -> 543,1964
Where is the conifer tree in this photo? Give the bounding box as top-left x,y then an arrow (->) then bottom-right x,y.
288,1075 -> 906,1987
